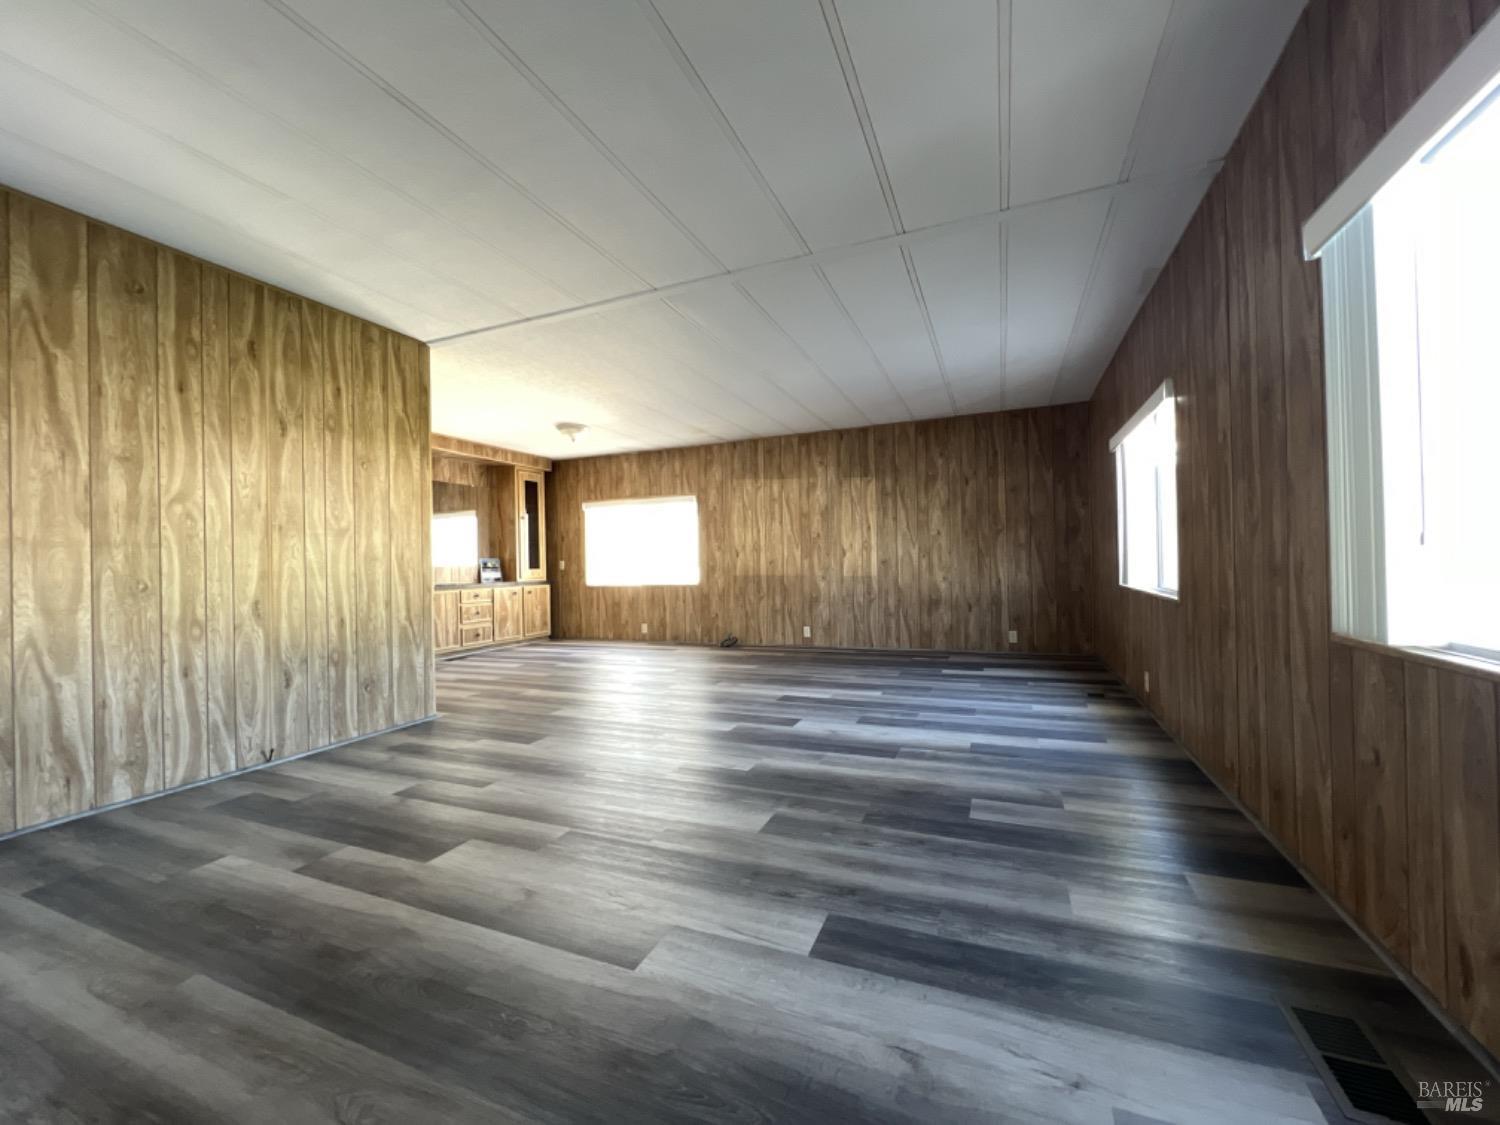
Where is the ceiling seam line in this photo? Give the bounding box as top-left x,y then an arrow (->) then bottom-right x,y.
258,0 -> 643,300
70,0 -> 577,320
635,0 -> 811,255
998,221 -> 1009,412
446,0 -> 729,275
424,167 -> 1220,346
1115,0 -> 1185,185
657,298 -> 835,432
899,243 -> 958,414
0,119 -> 469,338
1045,191 -> 1122,405
817,0 -> 904,234
730,280 -> 873,426
0,44 -> 527,326
998,0 -> 1013,212
810,263 -> 915,420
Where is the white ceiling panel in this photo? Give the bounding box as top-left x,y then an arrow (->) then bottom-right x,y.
736,265 -> 913,424
1052,168 -> 1216,403
819,243 -> 951,416
833,0 -> 1001,230
464,0 -> 804,269
662,284 -> 870,430
1002,189 -> 1113,409
1,0 -> 1299,457
1008,0 -> 1172,206
282,0 -> 721,289
1128,0 -> 1306,177
907,221 -> 1004,413
650,0 -> 894,250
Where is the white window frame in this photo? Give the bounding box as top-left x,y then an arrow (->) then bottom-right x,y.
583,495 -> 701,588
1110,380 -> 1179,600
1307,14 -> 1500,667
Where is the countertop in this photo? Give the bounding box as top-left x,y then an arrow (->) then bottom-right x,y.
433,580 -> 549,591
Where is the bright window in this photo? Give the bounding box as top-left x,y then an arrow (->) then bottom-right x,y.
584,496 -> 700,587
432,510 -> 479,568
1314,41 -> 1500,661
1111,381 -> 1178,599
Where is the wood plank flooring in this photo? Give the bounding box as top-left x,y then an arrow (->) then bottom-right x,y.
0,642 -> 1491,1123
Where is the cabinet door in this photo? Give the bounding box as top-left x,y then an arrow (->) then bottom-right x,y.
523,584 -> 551,638
494,586 -> 523,640
516,470 -> 547,581
433,591 -> 462,652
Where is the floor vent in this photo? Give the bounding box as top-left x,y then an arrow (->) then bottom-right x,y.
1284,1006 -> 1429,1125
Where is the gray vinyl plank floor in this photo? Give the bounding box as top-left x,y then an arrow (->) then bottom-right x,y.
0,641 -> 1491,1123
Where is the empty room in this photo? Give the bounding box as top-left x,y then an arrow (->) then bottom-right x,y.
1,1 -> 1498,1121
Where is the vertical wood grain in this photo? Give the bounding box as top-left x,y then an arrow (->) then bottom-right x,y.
1350,648 -> 1409,961
201,265 -> 235,778
301,302 -> 330,751
12,196 -> 94,824
268,291 -> 307,760
1440,673 -> 1500,1051
158,250 -> 209,788
228,275 -> 271,767
419,345 -> 435,718
0,195 -> 11,832
548,408 -> 1089,654
89,223 -> 161,806
1380,0 -> 1471,125
1278,17 -> 1334,886
388,334 -> 427,723
324,311 -> 359,744
1404,662 -> 1447,1001
354,322 -> 392,734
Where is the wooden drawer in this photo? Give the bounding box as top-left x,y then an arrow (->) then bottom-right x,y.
460,623 -> 494,647
460,601 -> 492,625
459,587 -> 492,604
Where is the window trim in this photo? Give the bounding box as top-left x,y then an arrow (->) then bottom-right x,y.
1112,379 -> 1179,601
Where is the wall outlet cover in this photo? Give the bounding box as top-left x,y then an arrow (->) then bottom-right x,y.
640,623 -> 648,634
1008,629 -> 1019,644
1144,671 -> 1151,692
803,625 -> 812,638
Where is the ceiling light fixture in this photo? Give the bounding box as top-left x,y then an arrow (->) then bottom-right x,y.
555,421 -> 587,443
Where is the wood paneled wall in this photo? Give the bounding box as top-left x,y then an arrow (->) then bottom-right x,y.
547,406 -> 1091,654
1088,0 -> 1500,1058
0,187 -> 433,836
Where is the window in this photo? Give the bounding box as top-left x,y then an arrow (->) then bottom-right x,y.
432,510 -> 479,568
1111,381 -> 1178,598
584,496 -> 700,587
1310,23 -> 1500,662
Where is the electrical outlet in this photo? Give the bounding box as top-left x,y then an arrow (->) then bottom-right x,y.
1144,670 -> 1151,693
1007,629 -> 1019,644
559,559 -> 566,571
640,623 -> 648,635
803,625 -> 811,639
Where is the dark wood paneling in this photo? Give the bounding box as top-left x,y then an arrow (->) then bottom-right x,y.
548,407 -> 1091,654
0,186 -> 431,834
1088,0 -> 1500,1059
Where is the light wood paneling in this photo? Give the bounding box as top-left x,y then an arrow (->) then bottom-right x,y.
201,264 -> 236,779
269,290 -> 309,761
430,432 -> 551,471
548,407 -> 1091,653
324,310 -> 360,745
1087,1 -> 1500,1058
0,196 -> 10,832
0,185 -> 431,835
229,274 -> 271,767
11,196 -> 93,826
354,322 -> 393,735
158,250 -> 209,788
